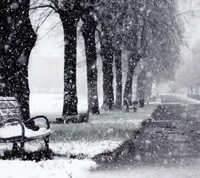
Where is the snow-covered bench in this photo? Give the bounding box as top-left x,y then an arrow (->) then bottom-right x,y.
0,97 -> 51,152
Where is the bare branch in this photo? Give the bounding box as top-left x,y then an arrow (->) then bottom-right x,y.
30,5 -> 57,12
35,9 -> 54,33
37,21 -> 61,41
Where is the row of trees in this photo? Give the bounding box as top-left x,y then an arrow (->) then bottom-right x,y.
0,0 -> 183,122
176,40 -> 200,95
135,0 -> 183,103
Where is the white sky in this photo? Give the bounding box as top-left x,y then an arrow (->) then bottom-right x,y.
29,11 -> 89,94
179,0 -> 200,46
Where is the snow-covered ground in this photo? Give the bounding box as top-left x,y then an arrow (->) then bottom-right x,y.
30,93 -> 90,118
1,93 -> 200,178
175,93 -> 200,104
0,159 -> 96,178
0,93 -> 158,178
88,163 -> 200,178
160,93 -> 200,104
87,93 -> 200,178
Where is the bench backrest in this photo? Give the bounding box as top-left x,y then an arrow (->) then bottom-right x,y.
0,97 -> 22,122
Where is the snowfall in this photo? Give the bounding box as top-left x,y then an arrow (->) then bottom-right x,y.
0,93 -> 200,178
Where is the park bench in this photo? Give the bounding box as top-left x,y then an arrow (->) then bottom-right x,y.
0,97 -> 51,152
124,98 -> 138,112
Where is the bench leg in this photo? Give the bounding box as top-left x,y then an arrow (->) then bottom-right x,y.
43,136 -> 49,151
13,142 -> 25,152
12,142 -> 19,152
20,142 -> 25,152
12,142 -> 24,158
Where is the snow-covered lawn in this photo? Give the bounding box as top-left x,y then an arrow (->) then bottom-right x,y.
160,93 -> 200,104
30,93 -> 89,118
0,93 -> 159,178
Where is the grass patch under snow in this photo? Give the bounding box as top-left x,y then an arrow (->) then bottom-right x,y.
0,104 -> 158,178
0,104 -> 157,158
50,105 -> 157,142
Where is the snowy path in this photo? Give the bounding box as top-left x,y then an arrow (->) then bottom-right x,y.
89,95 -> 200,178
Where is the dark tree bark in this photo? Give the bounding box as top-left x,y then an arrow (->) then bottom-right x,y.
0,1 -> 13,95
59,7 -> 81,117
60,13 -> 78,117
0,0 -> 37,121
101,24 -> 114,110
16,1 -> 37,121
82,12 -> 100,115
115,49 -> 122,109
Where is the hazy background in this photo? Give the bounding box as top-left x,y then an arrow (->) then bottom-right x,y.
28,1 -> 200,116
29,1 -> 200,93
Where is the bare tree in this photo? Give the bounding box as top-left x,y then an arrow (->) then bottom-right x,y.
31,0 -> 101,117
123,0 -> 183,104
123,1 -> 147,104
95,0 -> 127,110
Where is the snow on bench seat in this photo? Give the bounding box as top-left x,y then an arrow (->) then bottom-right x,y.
0,97 -> 51,151
0,123 -> 51,141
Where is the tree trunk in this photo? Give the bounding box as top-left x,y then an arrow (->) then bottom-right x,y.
0,1 -> 13,96
82,12 -> 99,115
137,70 -> 146,107
101,24 -> 114,110
123,68 -> 133,105
123,54 -> 141,105
115,49 -> 122,109
137,70 -> 153,107
16,1 -> 37,121
60,11 -> 79,117
0,0 -> 37,121
145,73 -> 153,99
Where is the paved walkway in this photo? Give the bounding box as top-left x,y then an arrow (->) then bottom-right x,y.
93,95 -> 200,170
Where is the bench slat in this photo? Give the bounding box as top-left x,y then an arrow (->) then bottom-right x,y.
0,98 -> 21,122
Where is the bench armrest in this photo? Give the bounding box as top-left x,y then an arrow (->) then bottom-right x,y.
0,118 -> 25,139
24,115 -> 50,129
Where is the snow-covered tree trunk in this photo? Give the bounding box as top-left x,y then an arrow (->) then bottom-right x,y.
0,0 -> 36,121
115,49 -> 122,109
101,24 -> 114,109
16,1 -> 37,121
0,1 -> 13,96
60,11 -> 79,117
82,12 -> 100,115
